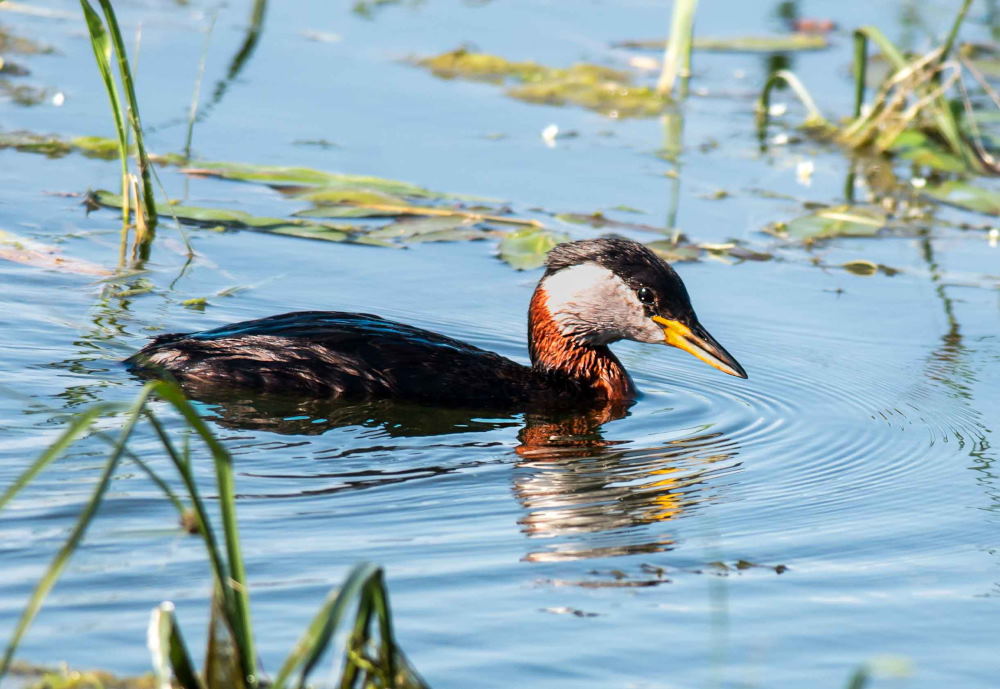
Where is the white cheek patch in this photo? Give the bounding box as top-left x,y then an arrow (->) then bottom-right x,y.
542,263 -> 664,345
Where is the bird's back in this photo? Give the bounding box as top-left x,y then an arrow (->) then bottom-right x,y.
127,311 -> 536,407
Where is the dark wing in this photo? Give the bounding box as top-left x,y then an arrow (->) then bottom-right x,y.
127,311 -> 533,406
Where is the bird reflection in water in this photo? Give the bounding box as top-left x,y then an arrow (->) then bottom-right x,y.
514,400 -> 741,562
163,388 -> 739,556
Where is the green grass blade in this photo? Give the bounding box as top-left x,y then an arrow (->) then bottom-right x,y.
205,587 -> 248,689
657,0 -> 698,96
0,384 -> 154,678
272,562 -> 381,689
369,570 -> 397,686
854,26 -> 906,72
148,602 -> 205,689
80,0 -> 130,230
851,30 -> 868,120
150,382 -> 257,686
335,591 -> 374,689
940,0 -> 973,63
0,404 -> 113,511
756,69 -> 829,140
145,411 -> 232,594
96,0 -> 158,235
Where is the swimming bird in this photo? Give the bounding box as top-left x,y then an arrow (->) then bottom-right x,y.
127,238 -> 746,408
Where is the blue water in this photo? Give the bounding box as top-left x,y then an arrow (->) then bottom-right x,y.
1,1 -> 999,687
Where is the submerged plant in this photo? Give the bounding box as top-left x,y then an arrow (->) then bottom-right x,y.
0,381 -> 427,689
80,0 -> 158,263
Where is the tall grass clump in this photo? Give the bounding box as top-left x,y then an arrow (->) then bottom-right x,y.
0,380 -> 427,689
657,0 -> 698,98
756,0 -> 997,175
80,0 -> 158,263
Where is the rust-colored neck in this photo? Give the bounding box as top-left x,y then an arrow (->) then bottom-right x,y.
528,286 -> 636,400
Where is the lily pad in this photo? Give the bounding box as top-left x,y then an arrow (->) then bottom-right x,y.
769,205 -> 886,241
922,181 -> 1000,216
614,34 -> 828,53
499,227 -> 570,270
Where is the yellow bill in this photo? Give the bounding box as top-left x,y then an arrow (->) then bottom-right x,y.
652,316 -> 748,379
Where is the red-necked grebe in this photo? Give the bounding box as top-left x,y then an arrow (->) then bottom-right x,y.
127,238 -> 746,407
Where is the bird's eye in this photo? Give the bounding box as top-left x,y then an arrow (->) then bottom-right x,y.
637,287 -> 654,305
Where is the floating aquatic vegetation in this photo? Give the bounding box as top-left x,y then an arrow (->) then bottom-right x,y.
647,239 -> 774,263
0,229 -> 112,276
415,48 -> 668,118
87,190 -> 512,249
0,131 -> 181,162
922,180 -> 1000,215
646,240 -> 702,262
841,259 -> 900,277
0,79 -> 49,106
888,130 -> 967,173
614,33 -> 829,53
499,227 -> 570,270
0,24 -> 54,55
758,1 -> 998,176
766,205 -> 887,242
89,190 -> 376,244
5,661 -> 155,689
182,160 -> 455,198
554,210 -> 664,233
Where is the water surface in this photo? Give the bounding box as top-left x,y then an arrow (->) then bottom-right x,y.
1,1 -> 998,687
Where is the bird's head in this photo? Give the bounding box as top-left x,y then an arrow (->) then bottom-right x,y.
535,237 -> 747,378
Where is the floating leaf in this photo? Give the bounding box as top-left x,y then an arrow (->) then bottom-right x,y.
367,215 -> 479,240
182,161 -> 443,198
499,228 -> 570,270
416,49 -> 667,118
70,135 -> 120,160
889,130 -> 966,173
0,130 -> 72,157
842,259 -> 879,276
646,240 -> 702,262
416,49 -> 547,82
0,229 -> 111,276
922,181 -> 1000,215
770,205 -> 886,241
555,210 -> 663,233
89,190 -> 360,243
0,27 -> 54,55
615,34 -> 828,52
295,187 -> 409,206
0,79 -> 48,106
